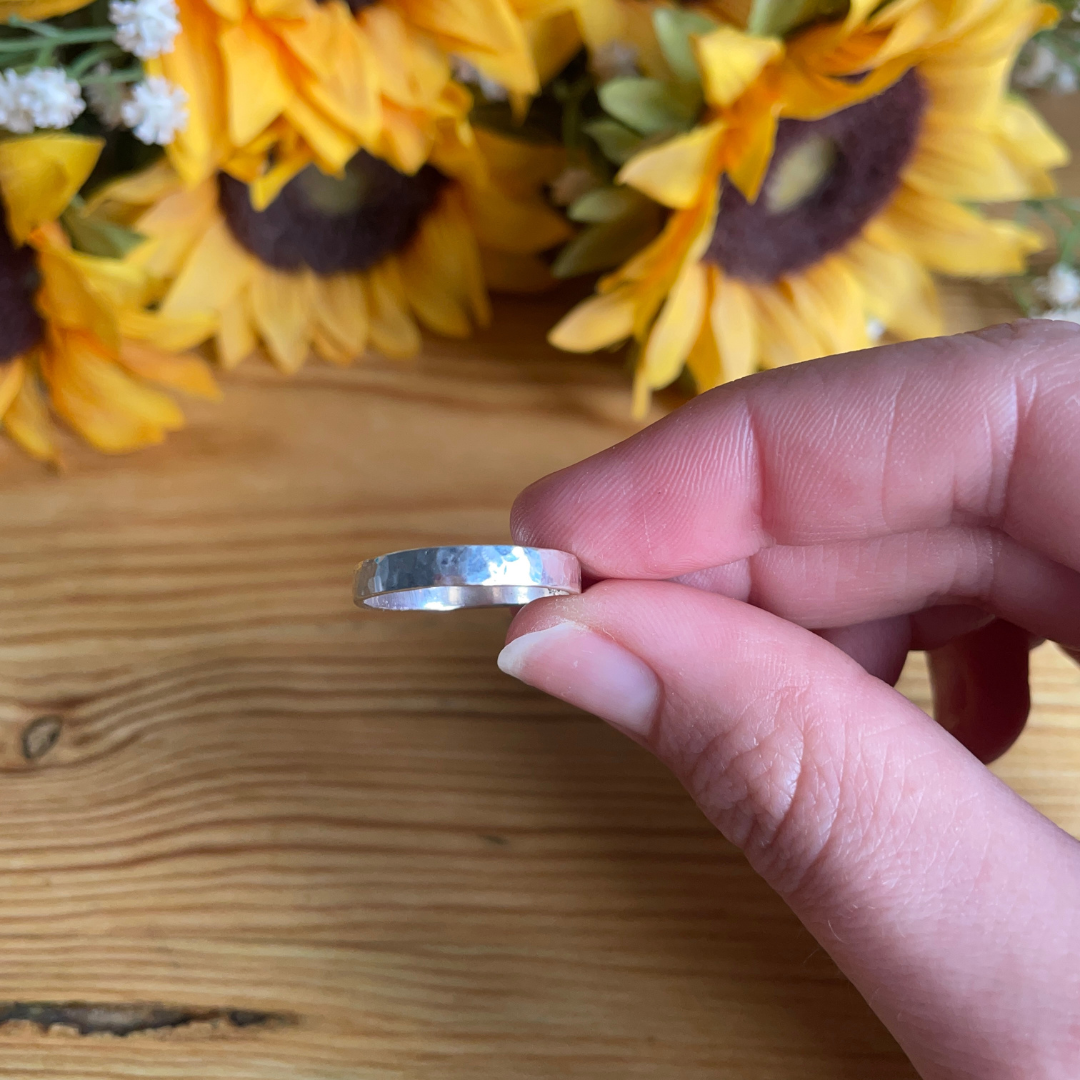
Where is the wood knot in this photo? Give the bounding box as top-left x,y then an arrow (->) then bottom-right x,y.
22,716 -> 63,761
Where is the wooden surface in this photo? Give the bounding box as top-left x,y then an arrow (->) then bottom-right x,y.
1,100 -> 1079,1079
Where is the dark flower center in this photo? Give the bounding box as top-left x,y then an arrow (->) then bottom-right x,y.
218,152 -> 446,275
0,207 -> 43,364
706,69 -> 926,283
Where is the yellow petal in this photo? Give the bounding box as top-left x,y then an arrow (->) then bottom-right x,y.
282,93 -> 356,175
617,121 -> 726,210
288,4 -> 381,144
239,134 -> 312,211
64,246 -> 147,311
33,240 -> 119,351
119,308 -> 217,352
125,181 -> 219,287
905,117 -> 1032,202
3,364 -> 59,464
44,329 -> 185,452
154,0 -> 229,188
0,0 -> 97,16
549,289 -> 635,352
838,236 -> 941,340
474,127 -> 565,194
312,273 -> 368,358
216,290 -> 257,369
685,277 -> 722,392
996,95 -> 1070,173
220,19 -> 294,147
749,283 -> 824,369
873,188 -> 1043,277
86,159 -> 184,220
0,355 -> 25,419
399,190 -> 490,336
527,9 -> 582,84
311,323 -> 354,365
249,264 -> 315,373
160,216 -> 253,317
0,135 -> 102,244
641,260 -> 708,390
463,183 -> 571,255
398,0 -> 538,94
694,27 -> 782,109
785,256 -> 868,357
251,0 -> 307,19
119,341 -> 221,400
364,260 -> 421,359
709,271 -> 757,382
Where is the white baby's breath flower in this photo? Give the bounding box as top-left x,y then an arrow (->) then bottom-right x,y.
110,0 -> 180,58
86,63 -> 126,128
450,56 -> 508,102
866,317 -> 886,344
121,76 -> 188,144
550,166 -> 599,207
1035,263 -> 1080,308
590,41 -> 639,82
0,70 -> 34,133
6,68 -> 86,129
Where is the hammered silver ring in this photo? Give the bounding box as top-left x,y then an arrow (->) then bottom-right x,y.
353,545 -> 582,611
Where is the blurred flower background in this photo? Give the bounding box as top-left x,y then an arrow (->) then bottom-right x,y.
0,0 -> 1076,459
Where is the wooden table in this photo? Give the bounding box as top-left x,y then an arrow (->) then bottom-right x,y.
1,99 -> 1079,1079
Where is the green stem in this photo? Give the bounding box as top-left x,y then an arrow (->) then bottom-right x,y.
67,41 -> 121,78
5,14 -> 63,35
0,26 -> 115,48
80,65 -> 142,83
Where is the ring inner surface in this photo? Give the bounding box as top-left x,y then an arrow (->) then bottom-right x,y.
364,585 -> 564,610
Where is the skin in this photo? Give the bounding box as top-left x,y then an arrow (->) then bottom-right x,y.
497,319 -> 1080,1079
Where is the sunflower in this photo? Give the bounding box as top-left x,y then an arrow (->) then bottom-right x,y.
152,0 -> 479,209
0,134 -> 218,461
89,124 -> 570,372
550,0 -> 1069,416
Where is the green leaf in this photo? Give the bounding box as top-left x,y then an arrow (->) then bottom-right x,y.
597,77 -> 701,137
652,7 -> 717,83
61,207 -> 144,259
552,202 -> 663,278
747,0 -> 848,37
567,186 -> 649,223
583,118 -> 644,165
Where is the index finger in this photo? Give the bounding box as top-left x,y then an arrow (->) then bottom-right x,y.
512,320 -> 1080,592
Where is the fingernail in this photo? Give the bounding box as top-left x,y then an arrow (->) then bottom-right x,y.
497,621 -> 660,736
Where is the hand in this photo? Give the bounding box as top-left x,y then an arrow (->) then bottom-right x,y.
498,320 -> 1080,1080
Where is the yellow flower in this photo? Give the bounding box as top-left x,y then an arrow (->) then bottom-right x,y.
90,126 -> 570,373
395,0 -> 539,95
0,135 -> 218,461
551,0 -> 1069,416
0,0 -> 90,20
513,0 -> 665,84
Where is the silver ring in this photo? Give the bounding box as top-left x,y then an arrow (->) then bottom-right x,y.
354,545 -> 582,611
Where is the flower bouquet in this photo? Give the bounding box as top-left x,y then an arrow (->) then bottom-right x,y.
0,0 -> 1073,461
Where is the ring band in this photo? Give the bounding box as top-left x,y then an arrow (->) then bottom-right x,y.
354,545 -> 582,611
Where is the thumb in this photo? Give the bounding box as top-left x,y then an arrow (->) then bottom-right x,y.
498,581 -> 1080,1080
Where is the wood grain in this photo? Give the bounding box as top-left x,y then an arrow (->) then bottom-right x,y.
0,102 -> 1078,1078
